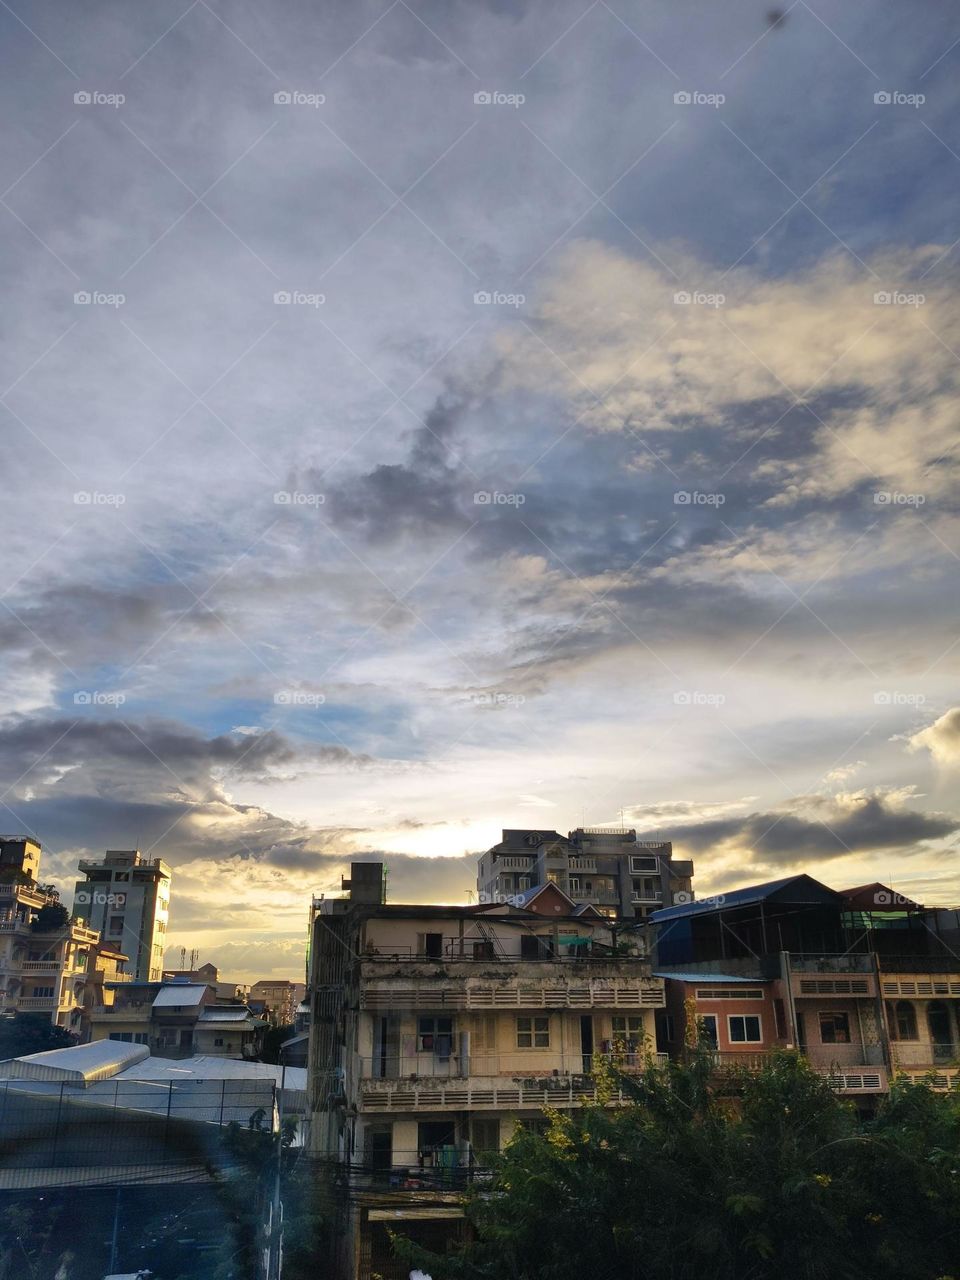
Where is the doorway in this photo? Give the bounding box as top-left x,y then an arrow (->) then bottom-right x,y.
580,1015 -> 593,1072
927,1001 -> 954,1062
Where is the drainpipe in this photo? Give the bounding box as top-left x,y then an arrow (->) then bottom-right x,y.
780,951 -> 799,1050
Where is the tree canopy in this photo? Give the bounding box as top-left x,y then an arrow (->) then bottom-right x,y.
398,1052 -> 960,1280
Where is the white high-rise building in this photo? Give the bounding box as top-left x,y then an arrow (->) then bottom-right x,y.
73,850 -> 171,982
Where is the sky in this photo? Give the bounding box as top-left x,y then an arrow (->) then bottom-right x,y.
1,0 -> 958,983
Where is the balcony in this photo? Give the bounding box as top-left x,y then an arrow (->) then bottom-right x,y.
21,960 -> 61,972
17,996 -> 59,1010
568,858 -> 597,873
789,953 -> 874,973
889,1042 -> 959,1068
360,971 -> 664,1012
880,972 -> 960,997
493,857 -> 535,871
631,889 -> 663,904
358,1056 -> 670,1112
802,1043 -> 886,1070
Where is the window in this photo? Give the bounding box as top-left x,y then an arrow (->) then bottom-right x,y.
695,988 -> 764,1000
32,986 -> 54,998
774,999 -> 787,1039
214,1038 -> 224,1047
818,1011 -> 851,1044
656,1012 -> 675,1043
472,940 -> 495,960
518,877 -> 531,890
699,1014 -> 718,1049
418,1016 -> 453,1057
886,1000 -> 918,1041
546,870 -> 559,884
134,1033 -> 148,1045
470,1118 -> 500,1161
520,934 -> 553,960
568,877 -> 581,894
108,916 -> 124,935
114,872 -> 129,881
517,1016 -> 549,1048
729,1015 -> 762,1043
630,855 -> 658,873
612,1015 -> 644,1040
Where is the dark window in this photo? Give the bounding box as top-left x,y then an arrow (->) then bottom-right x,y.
472,940 -> 495,960
423,933 -> 443,959
729,1015 -> 762,1043
418,1016 -> 453,1056
774,998 -> 787,1039
886,1000 -> 918,1041
819,1012 -> 851,1044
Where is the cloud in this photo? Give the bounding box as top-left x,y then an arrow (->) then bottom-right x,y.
908,707 -> 960,767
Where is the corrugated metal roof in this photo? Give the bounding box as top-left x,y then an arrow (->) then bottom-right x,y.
152,984 -> 207,1008
197,1007 -> 249,1022
3,1039 -> 148,1083
653,972 -> 770,984
650,874 -> 837,923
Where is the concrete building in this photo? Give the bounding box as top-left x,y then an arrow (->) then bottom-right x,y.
0,835 -> 115,1029
649,873 -> 960,1104
249,978 -> 305,1025
88,978 -> 265,1059
73,849 -> 171,982
307,863 -> 666,1280
477,827 -> 694,921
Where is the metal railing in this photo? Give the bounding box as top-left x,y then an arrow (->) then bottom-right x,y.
358,1049 -> 669,1081
345,1150 -> 494,1191
789,954 -> 874,973
889,1042 -> 959,1066
802,1043 -> 886,1068
360,939 -> 620,962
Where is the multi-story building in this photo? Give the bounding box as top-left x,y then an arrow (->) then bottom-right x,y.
88,977 -> 265,1059
308,863 -> 666,1280
477,827 -> 694,920
0,835 -> 111,1029
249,978 -> 304,1026
73,849 -> 171,981
650,873 -> 960,1104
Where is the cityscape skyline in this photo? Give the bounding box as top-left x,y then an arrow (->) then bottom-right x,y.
1,0 -> 958,984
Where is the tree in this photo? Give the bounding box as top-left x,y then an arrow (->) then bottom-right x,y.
395,1051 -> 960,1280
0,1013 -> 77,1060
260,1022 -> 296,1064
30,903 -> 69,933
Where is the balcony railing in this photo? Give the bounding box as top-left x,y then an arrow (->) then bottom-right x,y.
360,976 -> 663,1011
358,1068 -> 668,1112
802,1043 -> 886,1069
346,1150 -> 494,1191
789,954 -> 874,973
17,996 -> 59,1010
360,940 -> 625,963
889,1042 -> 959,1067
631,889 -> 663,903
358,1049 -> 668,1082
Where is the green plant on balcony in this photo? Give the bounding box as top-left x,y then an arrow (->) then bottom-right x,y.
29,902 -> 69,933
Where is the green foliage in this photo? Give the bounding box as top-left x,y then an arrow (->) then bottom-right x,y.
395,1051 -> 960,1280
0,1013 -> 77,1059
259,1022 -> 296,1064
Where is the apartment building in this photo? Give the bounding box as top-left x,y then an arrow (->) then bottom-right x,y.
650,873 -> 960,1104
88,978 -> 265,1059
73,849 -> 171,981
249,978 -> 305,1025
477,827 -> 694,920
308,863 -> 666,1280
0,835 -> 111,1029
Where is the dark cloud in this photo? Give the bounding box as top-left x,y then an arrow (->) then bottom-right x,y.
669,794 -> 959,864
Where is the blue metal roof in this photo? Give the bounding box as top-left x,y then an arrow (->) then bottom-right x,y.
650,874 -> 837,923
653,972 -> 770,983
